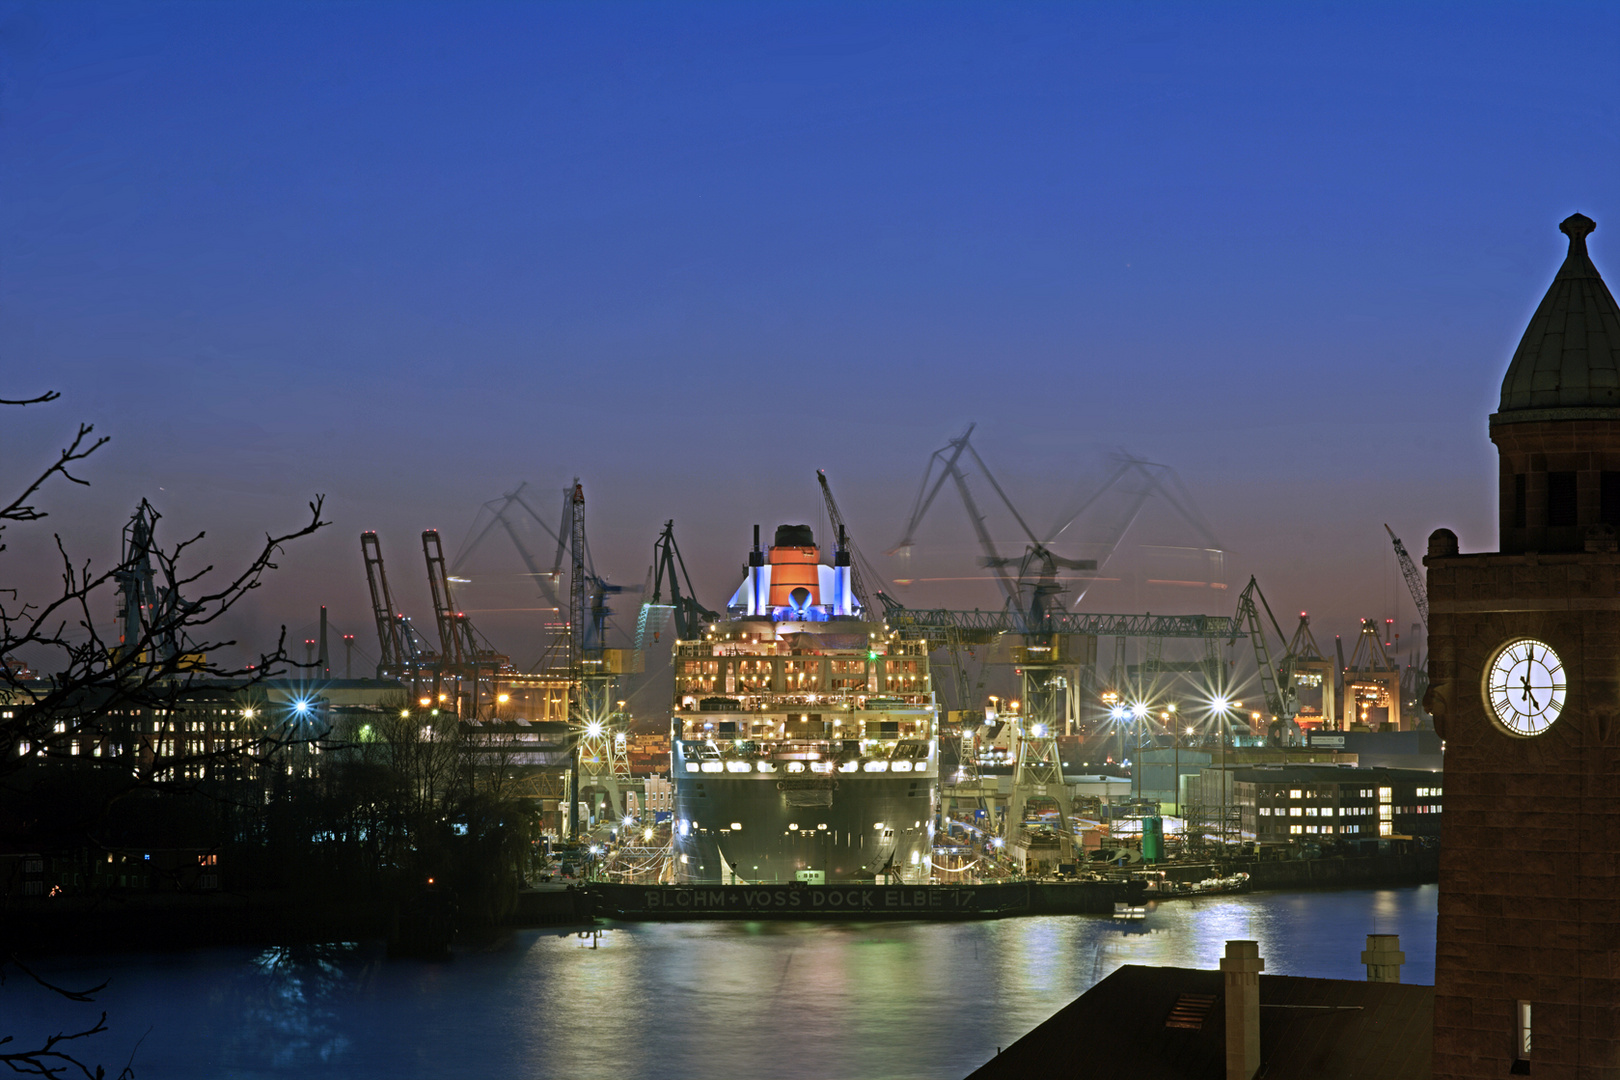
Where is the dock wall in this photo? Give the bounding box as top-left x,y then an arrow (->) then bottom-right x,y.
1238,848 -> 1439,891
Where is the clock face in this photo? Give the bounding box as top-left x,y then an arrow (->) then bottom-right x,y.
1483,638 -> 1566,737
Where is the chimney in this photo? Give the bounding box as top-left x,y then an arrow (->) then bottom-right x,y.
1221,939 -> 1264,1080
1361,933 -> 1405,982
318,606 -> 330,678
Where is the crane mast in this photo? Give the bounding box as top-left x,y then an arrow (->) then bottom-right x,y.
568,480 -> 588,668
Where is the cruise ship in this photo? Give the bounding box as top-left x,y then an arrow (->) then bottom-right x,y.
670,523 -> 939,885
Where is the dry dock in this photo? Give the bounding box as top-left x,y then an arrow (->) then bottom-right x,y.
587,879 -> 1146,919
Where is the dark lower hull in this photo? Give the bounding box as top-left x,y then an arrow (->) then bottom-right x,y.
589,880 -> 1143,919
674,772 -> 936,884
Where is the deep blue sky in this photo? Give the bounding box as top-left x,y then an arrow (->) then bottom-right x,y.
3,1 -> 1617,676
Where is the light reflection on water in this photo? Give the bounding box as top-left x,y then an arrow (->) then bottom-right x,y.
15,885 -> 1436,1080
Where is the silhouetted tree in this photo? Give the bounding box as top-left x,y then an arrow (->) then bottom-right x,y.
1,389 -> 327,1077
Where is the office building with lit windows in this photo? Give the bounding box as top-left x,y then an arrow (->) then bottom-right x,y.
1233,765 -> 1443,843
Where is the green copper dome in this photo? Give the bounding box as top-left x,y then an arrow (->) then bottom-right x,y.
1496,214 -> 1620,419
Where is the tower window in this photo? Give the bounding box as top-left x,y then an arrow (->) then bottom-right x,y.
1512,1000 -> 1531,1074
1514,474 -> 1527,528
1602,472 -> 1620,527
1548,472 -> 1577,527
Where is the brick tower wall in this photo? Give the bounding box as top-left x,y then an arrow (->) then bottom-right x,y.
1427,546 -> 1620,1079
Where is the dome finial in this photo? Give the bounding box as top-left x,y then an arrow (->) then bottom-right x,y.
1562,213 -> 1596,254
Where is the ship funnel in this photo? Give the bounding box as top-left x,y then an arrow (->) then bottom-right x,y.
768,524 -> 821,610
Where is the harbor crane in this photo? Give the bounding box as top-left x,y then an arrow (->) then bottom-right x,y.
1385,524 -> 1429,631
360,531 -> 404,673
359,531 -> 438,685
114,500 -> 202,663
817,469 -> 889,614
891,424 -> 1223,627
1230,576 -> 1300,743
891,424 -> 1099,631
1283,613 -> 1337,728
563,479 -> 634,836
422,529 -> 511,718
1383,524 -> 1431,723
636,520 -> 718,651
423,530 -> 480,667
894,427 -> 1108,854
451,482 -> 571,644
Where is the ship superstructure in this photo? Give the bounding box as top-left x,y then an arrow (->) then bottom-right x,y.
670,524 -> 938,885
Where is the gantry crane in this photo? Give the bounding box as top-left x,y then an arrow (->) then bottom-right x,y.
359,531 -> 436,686
1345,618 -> 1403,730
360,531 -> 404,673
423,530 -> 478,666
421,529 -> 510,717
1283,613 -> 1337,729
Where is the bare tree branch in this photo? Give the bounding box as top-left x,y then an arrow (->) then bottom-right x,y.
0,391 -> 60,406
1,392 -> 327,1079
0,423 -> 110,552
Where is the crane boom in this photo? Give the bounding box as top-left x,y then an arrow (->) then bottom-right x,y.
1384,523 -> 1430,631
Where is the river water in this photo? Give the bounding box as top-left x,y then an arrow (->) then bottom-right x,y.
13,885 -> 1436,1080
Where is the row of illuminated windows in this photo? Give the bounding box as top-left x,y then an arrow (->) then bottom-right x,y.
1268,785 -> 1398,802
1283,824 -> 1374,835
1259,805 -> 1384,817
677,657 -> 928,694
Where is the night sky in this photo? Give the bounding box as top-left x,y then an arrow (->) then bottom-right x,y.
3,2 -> 1617,687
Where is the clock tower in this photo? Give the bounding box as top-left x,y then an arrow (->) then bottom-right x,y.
1427,213 -> 1620,1079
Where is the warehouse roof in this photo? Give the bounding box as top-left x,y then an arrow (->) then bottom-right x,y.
965,964 -> 1432,1080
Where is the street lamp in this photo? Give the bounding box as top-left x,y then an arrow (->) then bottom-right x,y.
1129,701 -> 1149,800
1209,695 -> 1235,852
